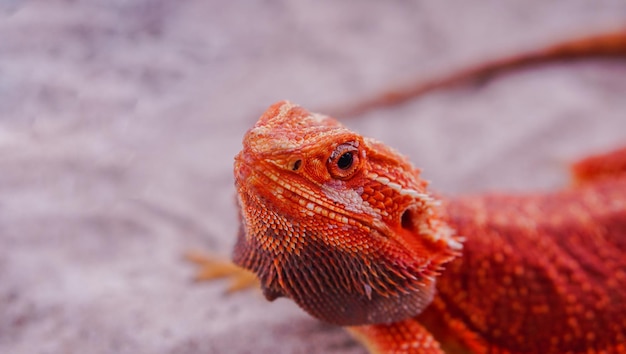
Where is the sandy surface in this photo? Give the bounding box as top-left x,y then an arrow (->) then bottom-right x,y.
1,1 -> 626,353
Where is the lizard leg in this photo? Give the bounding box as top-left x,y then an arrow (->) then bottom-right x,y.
570,146 -> 626,184
347,318 -> 444,354
185,251 -> 259,292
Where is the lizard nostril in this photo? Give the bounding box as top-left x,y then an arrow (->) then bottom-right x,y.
291,159 -> 302,171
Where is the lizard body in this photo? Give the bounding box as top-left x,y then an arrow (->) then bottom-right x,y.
231,101 -> 626,353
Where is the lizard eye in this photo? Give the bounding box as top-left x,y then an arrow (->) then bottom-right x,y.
328,142 -> 360,179
337,152 -> 353,170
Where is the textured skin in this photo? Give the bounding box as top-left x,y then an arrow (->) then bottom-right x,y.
233,102 -> 461,326
233,101 -> 626,353
419,182 -> 626,353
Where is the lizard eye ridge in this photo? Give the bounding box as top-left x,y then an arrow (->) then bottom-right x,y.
328,142 -> 360,180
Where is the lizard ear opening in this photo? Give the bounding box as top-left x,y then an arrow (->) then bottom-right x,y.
401,208 -> 416,232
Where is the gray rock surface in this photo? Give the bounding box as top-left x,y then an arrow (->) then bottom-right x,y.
1,1 -> 626,353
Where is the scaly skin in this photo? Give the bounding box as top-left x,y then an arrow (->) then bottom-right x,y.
232,101 -> 626,353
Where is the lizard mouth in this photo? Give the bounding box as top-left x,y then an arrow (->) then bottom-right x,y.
240,154 -> 461,256
234,150 -> 255,184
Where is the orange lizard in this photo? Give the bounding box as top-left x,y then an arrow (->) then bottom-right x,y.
190,29 -> 626,353
222,101 -> 626,353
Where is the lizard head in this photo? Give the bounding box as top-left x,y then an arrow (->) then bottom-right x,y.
233,101 -> 462,326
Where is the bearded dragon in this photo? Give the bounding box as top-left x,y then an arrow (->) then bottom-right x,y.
190,30 -> 626,353
215,101 -> 626,353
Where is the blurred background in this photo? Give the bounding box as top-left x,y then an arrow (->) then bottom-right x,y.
1,1 -> 626,353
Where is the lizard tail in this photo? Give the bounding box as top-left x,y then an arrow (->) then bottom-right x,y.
331,28 -> 626,118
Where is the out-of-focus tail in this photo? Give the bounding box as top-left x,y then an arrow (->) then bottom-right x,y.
332,28 -> 626,118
